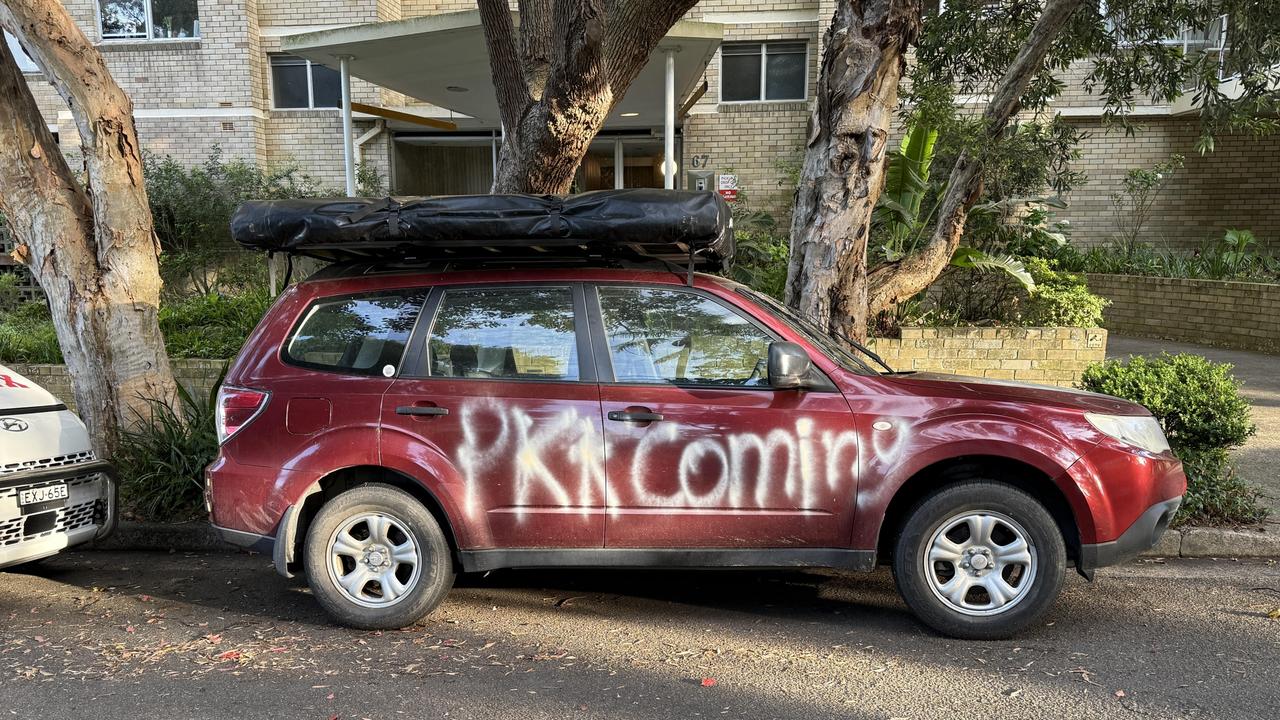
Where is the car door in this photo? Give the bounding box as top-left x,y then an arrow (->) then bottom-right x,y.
589,283 -> 860,549
381,283 -> 606,550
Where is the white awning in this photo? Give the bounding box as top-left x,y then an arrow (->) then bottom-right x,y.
282,10 -> 723,130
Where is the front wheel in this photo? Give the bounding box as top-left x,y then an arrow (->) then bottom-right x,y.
303,484 -> 454,629
892,481 -> 1065,640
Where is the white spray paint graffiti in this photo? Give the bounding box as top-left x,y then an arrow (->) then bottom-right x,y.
453,401 -> 863,520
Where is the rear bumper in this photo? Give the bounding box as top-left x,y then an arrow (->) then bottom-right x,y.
1078,495 -> 1182,576
0,461 -> 117,570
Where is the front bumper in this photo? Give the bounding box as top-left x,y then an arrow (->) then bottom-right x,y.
0,460 -> 117,570
1078,495 -> 1182,577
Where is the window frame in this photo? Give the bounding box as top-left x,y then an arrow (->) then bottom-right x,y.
718,40 -> 809,105
399,282 -> 597,384
268,53 -> 339,110
587,282 -> 820,391
279,287 -> 431,377
95,0 -> 200,42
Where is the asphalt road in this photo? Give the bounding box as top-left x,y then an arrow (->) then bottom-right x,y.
0,551 -> 1277,720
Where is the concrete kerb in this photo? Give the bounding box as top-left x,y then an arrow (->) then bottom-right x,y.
97,522 -> 1280,559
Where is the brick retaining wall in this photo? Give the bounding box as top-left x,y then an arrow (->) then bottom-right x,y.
868,327 -> 1108,387
1086,274 -> 1280,353
9,359 -> 227,411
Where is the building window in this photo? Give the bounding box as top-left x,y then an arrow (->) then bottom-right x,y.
720,41 -> 807,103
270,54 -> 341,109
4,32 -> 38,73
98,0 -> 199,40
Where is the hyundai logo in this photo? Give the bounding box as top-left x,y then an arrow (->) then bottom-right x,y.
0,418 -> 29,432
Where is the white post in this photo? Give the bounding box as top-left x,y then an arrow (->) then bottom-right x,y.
663,48 -> 676,190
613,138 -> 624,189
339,55 -> 357,196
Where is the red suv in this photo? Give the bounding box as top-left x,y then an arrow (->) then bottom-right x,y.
207,261 -> 1184,640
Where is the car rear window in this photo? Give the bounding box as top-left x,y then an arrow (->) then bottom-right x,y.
426,287 -> 579,381
283,290 -> 428,376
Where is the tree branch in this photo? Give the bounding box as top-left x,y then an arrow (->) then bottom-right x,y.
866,0 -> 1088,317
518,0 -> 553,100
602,0 -> 698,94
478,0 -> 533,134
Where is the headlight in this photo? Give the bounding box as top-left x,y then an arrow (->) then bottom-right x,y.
1084,413 -> 1171,455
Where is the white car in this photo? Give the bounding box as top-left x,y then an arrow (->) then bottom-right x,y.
0,364 -> 115,569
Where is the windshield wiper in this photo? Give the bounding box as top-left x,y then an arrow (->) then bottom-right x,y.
828,328 -> 895,374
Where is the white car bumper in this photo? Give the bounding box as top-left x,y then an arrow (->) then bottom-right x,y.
0,460 -> 117,570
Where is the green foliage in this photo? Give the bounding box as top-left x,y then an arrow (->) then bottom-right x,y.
0,273 -> 20,313
950,246 -> 1035,291
875,125 -> 940,260
912,1 -> 1280,148
727,207 -> 789,300
0,301 -> 61,363
159,290 -> 273,359
1019,257 -> 1107,327
114,372 -> 223,521
1110,155 -> 1184,258
1080,353 -> 1263,525
0,290 -> 271,364
147,148 -> 385,296
1053,228 -> 1280,282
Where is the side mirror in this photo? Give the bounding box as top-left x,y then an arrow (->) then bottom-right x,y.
768,341 -> 813,390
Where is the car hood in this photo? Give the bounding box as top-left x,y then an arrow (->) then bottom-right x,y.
884,372 -> 1148,415
0,365 -> 61,409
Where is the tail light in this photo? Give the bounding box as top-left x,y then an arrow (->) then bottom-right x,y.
216,385 -> 270,445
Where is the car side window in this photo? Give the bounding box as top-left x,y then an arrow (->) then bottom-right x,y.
596,286 -> 773,387
284,290 -> 428,376
427,287 -> 579,381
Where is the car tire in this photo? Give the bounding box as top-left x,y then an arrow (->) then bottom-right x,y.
303,483 -> 454,630
892,480 -> 1065,640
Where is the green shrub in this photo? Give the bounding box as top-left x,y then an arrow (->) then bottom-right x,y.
725,207 -> 789,300
0,290 -> 271,364
159,290 -> 272,359
1020,257 -> 1108,327
114,375 -> 222,521
0,301 -> 62,364
1080,353 -> 1264,526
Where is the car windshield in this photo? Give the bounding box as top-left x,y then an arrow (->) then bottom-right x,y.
736,288 -> 890,375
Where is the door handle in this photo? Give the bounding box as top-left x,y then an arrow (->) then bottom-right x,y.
396,405 -> 449,417
607,409 -> 664,423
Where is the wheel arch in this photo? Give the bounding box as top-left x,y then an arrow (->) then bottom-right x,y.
280,464 -> 463,577
874,455 -> 1084,569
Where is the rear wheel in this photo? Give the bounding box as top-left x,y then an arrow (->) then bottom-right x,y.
303,484 -> 454,629
892,481 -> 1065,640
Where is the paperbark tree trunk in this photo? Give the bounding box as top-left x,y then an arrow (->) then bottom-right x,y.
478,0 -> 698,194
784,0 -> 920,342
787,0 -> 1087,342
865,0 -> 1087,317
0,1 -> 176,456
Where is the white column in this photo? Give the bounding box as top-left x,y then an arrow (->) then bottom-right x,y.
663,48 -> 676,190
613,138 -> 624,189
339,55 -> 356,196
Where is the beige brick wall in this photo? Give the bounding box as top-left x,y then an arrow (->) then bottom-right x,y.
683,15 -> 818,221
266,113 -> 390,189
1086,274 -> 1280,353
9,360 -> 228,412
1055,118 -> 1280,251
868,327 -> 1109,387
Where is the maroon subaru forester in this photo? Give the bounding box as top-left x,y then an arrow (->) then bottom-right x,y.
208,191 -> 1185,639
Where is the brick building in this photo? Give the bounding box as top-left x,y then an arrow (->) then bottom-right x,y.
12,1 -> 1280,252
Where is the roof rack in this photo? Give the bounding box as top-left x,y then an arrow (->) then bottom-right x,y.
230,189 -> 735,278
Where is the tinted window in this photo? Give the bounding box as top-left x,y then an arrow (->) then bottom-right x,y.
310,63 -> 341,108
99,0 -> 146,38
721,43 -> 762,101
270,55 -> 310,108
597,287 -> 772,386
764,42 -> 807,100
427,287 -> 579,381
284,290 -> 427,375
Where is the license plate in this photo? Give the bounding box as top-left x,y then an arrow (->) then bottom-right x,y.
19,484 -> 68,506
